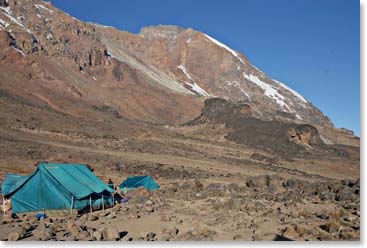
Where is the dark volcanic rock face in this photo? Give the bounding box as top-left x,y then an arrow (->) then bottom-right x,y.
188,98 -> 349,158
226,121 -> 322,157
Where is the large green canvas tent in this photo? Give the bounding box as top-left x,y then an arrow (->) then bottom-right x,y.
1,163 -> 113,214
118,176 -> 159,193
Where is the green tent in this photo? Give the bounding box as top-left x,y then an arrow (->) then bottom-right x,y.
118,175 -> 159,193
1,163 -> 113,214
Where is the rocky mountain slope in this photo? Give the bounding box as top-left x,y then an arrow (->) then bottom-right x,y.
0,0 -> 359,151
100,24 -> 330,126
0,0 -> 359,148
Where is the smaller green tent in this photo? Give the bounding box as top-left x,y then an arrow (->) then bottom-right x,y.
118,176 -> 159,193
1,163 -> 113,214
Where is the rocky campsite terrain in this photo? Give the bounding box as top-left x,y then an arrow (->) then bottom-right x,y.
0,0 -> 360,241
0,177 -> 361,241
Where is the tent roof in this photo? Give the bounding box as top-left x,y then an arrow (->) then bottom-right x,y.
2,163 -> 112,199
41,163 -> 113,198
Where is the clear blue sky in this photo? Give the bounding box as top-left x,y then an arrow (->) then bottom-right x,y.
51,0 -> 360,136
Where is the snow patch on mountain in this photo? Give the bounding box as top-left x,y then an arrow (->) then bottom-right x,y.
0,18 -> 9,29
34,4 -> 54,14
104,44 -> 192,95
93,23 -> 114,29
177,64 -> 210,97
204,33 -> 245,64
185,82 -> 210,97
226,80 -> 251,100
177,64 -> 192,80
1,10 -> 33,35
273,79 -> 308,104
0,6 -> 11,15
12,47 -> 25,56
243,72 -> 292,112
252,65 -> 265,75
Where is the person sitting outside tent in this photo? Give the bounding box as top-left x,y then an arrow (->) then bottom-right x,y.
108,178 -> 114,190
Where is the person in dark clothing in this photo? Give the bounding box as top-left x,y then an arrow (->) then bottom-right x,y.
108,178 -> 114,189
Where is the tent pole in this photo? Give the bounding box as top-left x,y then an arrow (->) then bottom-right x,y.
90,195 -> 92,213
102,194 -> 104,212
112,187 -> 115,206
2,195 -> 5,217
70,196 -> 73,215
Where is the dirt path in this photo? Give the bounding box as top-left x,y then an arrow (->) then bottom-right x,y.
0,127 -> 337,183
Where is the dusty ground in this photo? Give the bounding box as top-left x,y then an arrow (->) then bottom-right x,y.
0,95 -> 360,241
0,126 -> 360,241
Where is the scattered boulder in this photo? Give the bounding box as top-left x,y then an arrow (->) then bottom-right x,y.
283,179 -> 299,188
65,235 -> 77,241
33,225 -> 53,241
101,226 -> 120,241
1,217 -> 12,225
145,200 -> 154,207
335,186 -> 357,202
225,198 -> 242,210
195,179 -> 203,190
168,227 -> 179,237
145,206 -> 154,213
98,211 -> 109,218
319,222 -> 337,234
106,212 -> 117,219
93,231 -> 102,241
21,221 -> 33,231
77,230 -> 91,241
161,215 -> 171,222
146,232 -> 156,241
7,232 -> 20,241
88,215 -> 98,221
246,175 -> 271,189
80,214 -> 88,221
316,213 -> 329,220
7,227 -> 26,241
67,219 -> 77,230
227,183 -> 240,193
233,234 -> 244,240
